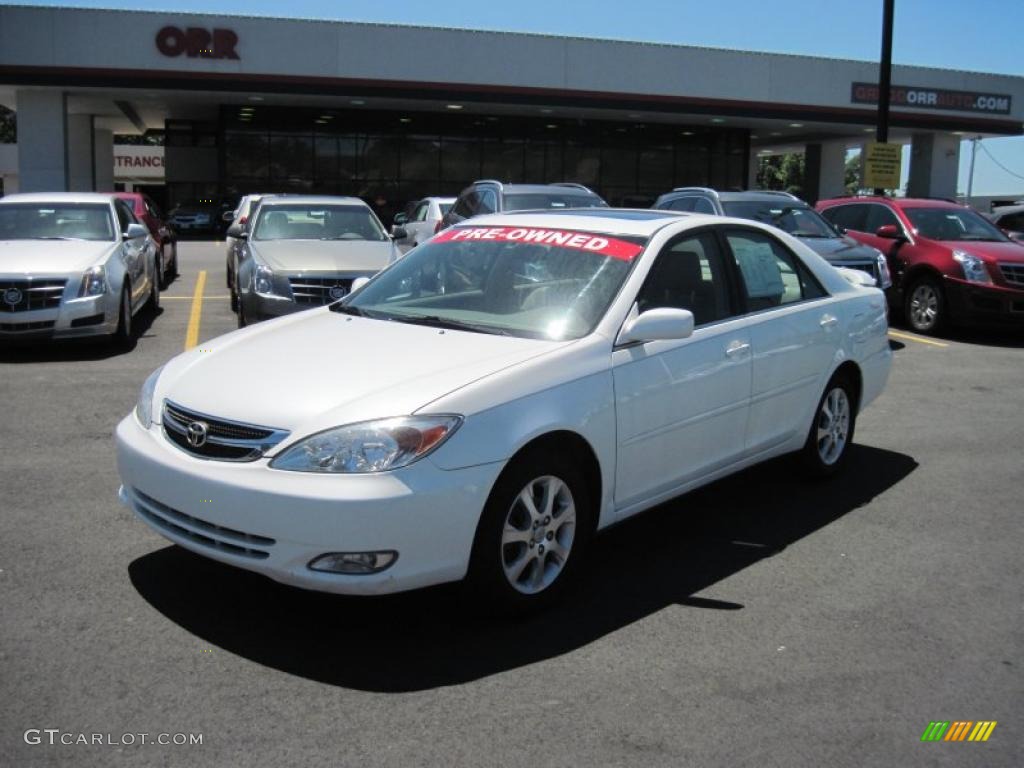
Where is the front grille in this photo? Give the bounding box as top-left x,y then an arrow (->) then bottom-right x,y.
0,278 -> 67,313
162,400 -> 289,462
288,276 -> 354,306
998,263 -> 1024,288
0,319 -> 55,332
128,487 -> 275,560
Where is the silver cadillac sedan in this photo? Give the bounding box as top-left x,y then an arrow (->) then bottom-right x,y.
230,196 -> 403,326
0,193 -> 160,344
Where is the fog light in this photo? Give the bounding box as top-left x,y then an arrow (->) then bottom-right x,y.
308,551 -> 398,574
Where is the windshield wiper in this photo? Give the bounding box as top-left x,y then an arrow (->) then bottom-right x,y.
389,314 -> 511,335
957,235 -> 1001,241
33,236 -> 87,241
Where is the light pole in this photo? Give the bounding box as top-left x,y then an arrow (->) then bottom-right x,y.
966,136 -> 980,201
874,0 -> 895,195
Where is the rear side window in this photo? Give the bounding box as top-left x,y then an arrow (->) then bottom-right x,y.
725,229 -> 826,312
821,204 -> 867,232
451,192 -> 475,219
478,188 -> 498,214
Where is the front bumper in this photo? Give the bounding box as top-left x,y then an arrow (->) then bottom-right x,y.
238,291 -> 303,323
944,277 -> 1024,326
0,292 -> 118,340
115,414 -> 504,595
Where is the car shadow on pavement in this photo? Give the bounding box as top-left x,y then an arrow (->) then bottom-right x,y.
0,307 -> 161,362
128,444 -> 917,693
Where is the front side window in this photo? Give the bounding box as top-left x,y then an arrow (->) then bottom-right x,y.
903,207 -> 1009,242
477,189 -> 498,215
665,197 -> 696,212
692,197 -> 716,214
821,204 -> 868,232
412,202 -> 429,222
0,203 -> 116,241
635,231 -> 733,326
115,201 -> 135,233
342,225 -> 645,340
252,204 -> 387,242
725,228 -> 826,311
864,204 -> 902,234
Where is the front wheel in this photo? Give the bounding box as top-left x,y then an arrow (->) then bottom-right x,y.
111,284 -> 133,349
465,450 -> 593,614
800,373 -> 857,478
904,276 -> 946,335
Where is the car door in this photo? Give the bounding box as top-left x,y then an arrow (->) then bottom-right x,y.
721,227 -> 837,453
612,229 -> 752,512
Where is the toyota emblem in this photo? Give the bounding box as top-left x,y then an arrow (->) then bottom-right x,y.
328,285 -> 348,300
186,420 -> 209,448
3,287 -> 23,307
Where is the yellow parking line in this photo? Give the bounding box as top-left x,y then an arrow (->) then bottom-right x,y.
184,270 -> 207,351
162,295 -> 229,300
888,330 -> 949,348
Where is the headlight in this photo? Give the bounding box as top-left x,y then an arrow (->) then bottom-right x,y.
875,252 -> 892,289
952,250 -> 991,284
78,265 -> 108,297
134,365 -> 164,429
253,265 -> 279,297
270,415 -> 462,474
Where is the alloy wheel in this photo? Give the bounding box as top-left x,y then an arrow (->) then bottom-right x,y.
500,475 -> 577,595
816,387 -> 850,466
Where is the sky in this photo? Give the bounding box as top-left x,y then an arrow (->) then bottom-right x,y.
9,0 -> 1024,196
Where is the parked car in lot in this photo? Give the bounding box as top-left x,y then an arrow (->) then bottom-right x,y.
224,194 -> 263,301
817,196 -> 1024,333
117,209 -> 891,611
0,192 -> 160,344
654,188 -> 891,289
392,196 -> 455,249
168,199 -> 229,237
986,203 -> 1024,243
440,181 -> 607,229
114,192 -> 178,287
229,195 -> 402,326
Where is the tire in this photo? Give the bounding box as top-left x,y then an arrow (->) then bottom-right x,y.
112,284 -> 133,349
904,276 -> 946,335
465,449 -> 593,614
801,372 -> 857,478
148,260 -> 161,312
230,286 -> 239,313
237,299 -> 247,328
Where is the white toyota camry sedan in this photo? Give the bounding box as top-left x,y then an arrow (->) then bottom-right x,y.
116,209 -> 891,611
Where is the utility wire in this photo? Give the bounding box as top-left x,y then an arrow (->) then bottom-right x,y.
978,142 -> 1024,182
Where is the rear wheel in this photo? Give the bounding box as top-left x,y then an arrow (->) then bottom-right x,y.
237,299 -> 247,328
801,373 -> 857,478
465,450 -> 593,614
905,276 -> 946,335
148,260 -> 161,311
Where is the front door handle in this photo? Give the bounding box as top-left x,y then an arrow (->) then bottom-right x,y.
820,314 -> 839,329
725,340 -> 751,358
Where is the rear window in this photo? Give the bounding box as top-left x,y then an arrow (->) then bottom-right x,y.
503,194 -> 608,212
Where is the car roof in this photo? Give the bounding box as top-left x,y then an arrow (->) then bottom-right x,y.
0,192 -> 116,205
818,195 -> 967,210
457,209 -> 708,237
472,182 -> 602,197
991,204 -> 1024,217
257,195 -> 367,207
716,191 -> 810,205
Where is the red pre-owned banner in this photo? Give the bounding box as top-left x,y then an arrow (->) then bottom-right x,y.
432,226 -> 644,261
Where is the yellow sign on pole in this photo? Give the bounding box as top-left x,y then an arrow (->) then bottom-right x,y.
863,142 -> 902,190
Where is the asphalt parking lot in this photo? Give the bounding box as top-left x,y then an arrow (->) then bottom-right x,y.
2,242 -> 1021,767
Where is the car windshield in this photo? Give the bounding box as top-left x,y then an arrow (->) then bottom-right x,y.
903,207 -> 1010,242
503,193 -> 609,212
253,204 -> 388,242
0,203 -> 115,241
339,225 -> 645,340
722,202 -> 838,238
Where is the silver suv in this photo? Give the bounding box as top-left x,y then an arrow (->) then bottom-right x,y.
654,187 -> 891,288
440,181 -> 607,229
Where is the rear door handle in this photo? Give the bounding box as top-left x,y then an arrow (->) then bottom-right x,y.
725,341 -> 751,358
819,314 -> 839,329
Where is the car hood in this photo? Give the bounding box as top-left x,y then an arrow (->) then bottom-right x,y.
933,239 -> 1024,264
156,309 -> 569,442
251,239 -> 397,273
798,235 -> 879,263
0,239 -> 116,274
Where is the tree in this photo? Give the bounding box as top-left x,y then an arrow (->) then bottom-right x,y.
845,151 -> 862,194
0,106 -> 15,144
756,152 -> 805,196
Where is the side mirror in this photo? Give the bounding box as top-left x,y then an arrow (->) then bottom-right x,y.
393,213 -> 407,226
226,224 -> 247,239
123,223 -> 148,240
222,210 -> 236,222
617,308 -> 695,345
875,224 -> 905,240
350,276 -> 371,293
391,227 -> 408,241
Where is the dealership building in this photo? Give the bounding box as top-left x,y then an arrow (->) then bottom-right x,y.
1,4 -> 1022,211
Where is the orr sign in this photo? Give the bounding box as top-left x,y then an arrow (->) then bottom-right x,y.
156,26 -> 239,60
852,82 -> 1011,115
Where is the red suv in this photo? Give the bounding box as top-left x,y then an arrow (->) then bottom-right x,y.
816,196 -> 1024,334
113,192 -> 178,288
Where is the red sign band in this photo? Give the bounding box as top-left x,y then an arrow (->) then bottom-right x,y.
433,226 -> 643,261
